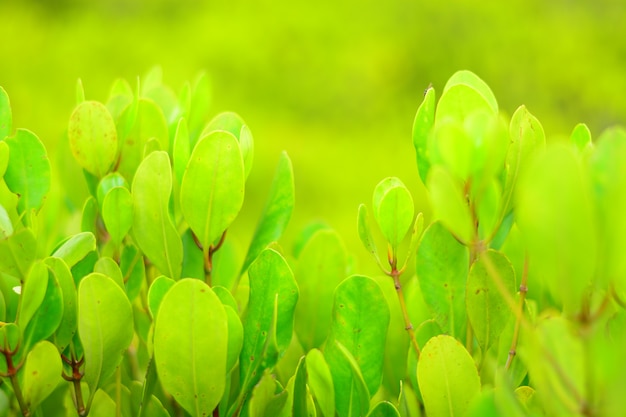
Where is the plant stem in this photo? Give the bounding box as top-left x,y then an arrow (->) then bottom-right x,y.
197,230 -> 228,286
387,248 -> 421,358
4,352 -> 28,416
505,256 -> 529,370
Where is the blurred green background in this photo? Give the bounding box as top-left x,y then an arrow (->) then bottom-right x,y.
1,0 -> 625,273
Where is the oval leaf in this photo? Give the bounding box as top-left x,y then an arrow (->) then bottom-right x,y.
22,341 -> 63,411
372,177 -> 414,251
102,186 -> 133,245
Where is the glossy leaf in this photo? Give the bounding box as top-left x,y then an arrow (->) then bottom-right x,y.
324,275 -> 389,416
68,101 -> 118,178
427,166 -> 474,244
589,127 -> 626,292
22,341 -> 63,411
357,204 -> 381,265
0,228 -> 37,281
94,257 -> 124,289
154,278 -> 228,416
4,129 -> 51,214
372,177 -> 414,251
132,151 -> 182,279
147,275 -> 175,319
439,70 -> 498,118
417,335 -> 480,417
241,151 -> 294,274
78,273 -> 134,406
180,130 -> 244,255
306,348 -> 334,417
466,250 -> 515,352
367,401 -> 401,417
96,172 -> 128,207
295,229 -> 348,350
0,86 -> 11,139
17,261 -> 48,329
117,98 -> 169,181
516,144 -> 596,312
52,232 -> 96,269
44,257 -> 77,352
22,266 -> 63,352
102,186 -> 133,245
202,111 -> 254,179
327,340 -> 371,417
413,86 -> 436,183
240,249 -> 299,388
416,221 -> 469,339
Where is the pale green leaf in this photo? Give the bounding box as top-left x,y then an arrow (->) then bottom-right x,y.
52,232 -> 96,269
306,349 -> 334,417
0,86 -> 11,139
413,86 -> 436,183
22,341 -> 63,411
102,186 -> 133,245
372,177 -> 414,251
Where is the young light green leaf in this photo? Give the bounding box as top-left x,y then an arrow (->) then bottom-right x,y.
571,123 -> 592,152
201,112 -> 254,179
0,203 -> 13,239
147,275 -> 175,319
413,86 -> 436,184
96,172 -> 128,207
89,389 -> 116,417
240,249 -> 299,388
68,101 -> 117,178
106,78 -> 134,120
172,118 -> 191,186
75,78 -> 85,105
324,275 -> 389,416
80,196 -> 97,234
154,278 -> 228,417
241,151 -> 294,274
442,70 -> 498,115
0,86 -> 11,139
516,144 -> 596,312
367,401 -> 401,417
187,72 -> 212,144
416,221 -> 469,339
78,273 -> 134,408
17,261 -> 48,330
52,232 -> 96,269
22,340 -> 63,411
0,228 -> 37,281
94,257 -> 124,289
4,129 -> 51,214
247,370 -> 288,417
417,335 -> 481,417
22,267 -> 63,352
372,177 -> 414,252
102,186 -> 133,245
295,229 -> 348,351
426,166 -> 474,244
306,349 -> 334,417
466,250 -> 515,352
132,151 -> 182,279
357,204 -> 381,266
180,130 -> 244,256
401,212 -> 424,270
117,99 -> 169,182
224,305 -> 244,373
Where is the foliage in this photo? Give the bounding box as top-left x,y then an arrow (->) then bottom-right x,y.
2,68 -> 626,417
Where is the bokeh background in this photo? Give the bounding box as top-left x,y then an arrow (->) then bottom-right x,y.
1,0 -> 625,273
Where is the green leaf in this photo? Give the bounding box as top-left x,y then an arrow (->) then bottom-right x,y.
22,340 -> 63,411
241,151 -> 294,274
516,144 -> 596,312
96,172 -> 128,207
154,278 -> 228,416
439,70 -> 498,118
413,86 -> 436,184
324,275 -> 389,416
120,244 -> 145,301
224,304 -> 244,373
93,257 -> 124,289
172,118 -> 191,186
147,275 -> 175,319
202,112 -> 254,180
102,186 -> 133,245
80,195 -> 98,234
589,127 -> 626,293
78,273 -> 134,408
17,261 -> 48,329
0,228 -> 37,281
367,401 -> 401,417
571,123 -> 592,152
247,371 -> 288,417
502,105 -> 545,216
417,335 -> 481,417
240,249 -> 299,388
106,78 -> 133,120
22,265 -> 64,352
306,349 -> 334,417
4,129 -> 51,214
68,101 -> 118,178
117,98 -> 169,182
466,250 -> 515,352
89,389 -> 116,417
357,204 -> 381,266
181,130 -> 245,257
52,232 -> 96,269
328,341 -> 371,417
75,78 -> 85,105
132,151 -> 182,279
187,72 -> 212,144
426,166 -> 474,244
294,229 -> 348,351
0,203 -> 13,239
44,257 -> 77,352
292,356 -> 308,417
0,86 -> 11,139
372,177 -> 414,252
416,221 -> 469,339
